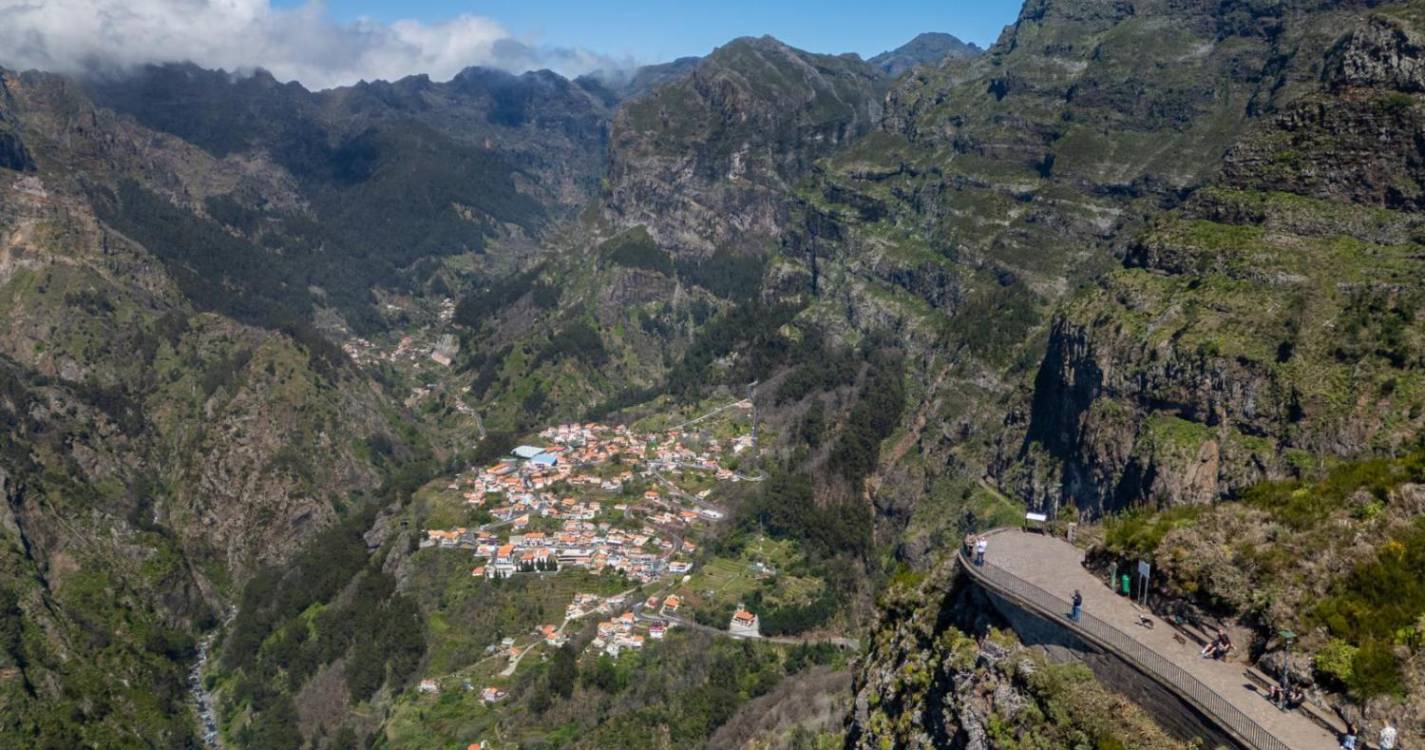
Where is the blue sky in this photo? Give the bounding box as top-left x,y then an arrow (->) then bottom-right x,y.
3,0 -> 1025,90
275,0 -> 1025,64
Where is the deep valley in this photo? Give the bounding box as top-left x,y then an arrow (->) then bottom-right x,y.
2,2 -> 1425,749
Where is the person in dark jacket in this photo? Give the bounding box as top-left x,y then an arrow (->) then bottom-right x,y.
1201,628 -> 1233,659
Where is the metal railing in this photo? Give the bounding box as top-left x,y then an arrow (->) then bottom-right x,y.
959,550 -> 1291,750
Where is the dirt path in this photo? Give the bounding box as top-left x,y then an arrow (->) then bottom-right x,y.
882,363 -> 950,468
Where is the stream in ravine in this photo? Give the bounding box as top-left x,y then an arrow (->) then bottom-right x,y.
189,632 -> 222,749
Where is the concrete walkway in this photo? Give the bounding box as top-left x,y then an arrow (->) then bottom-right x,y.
975,530 -> 1337,750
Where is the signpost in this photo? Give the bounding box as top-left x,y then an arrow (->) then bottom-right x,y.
1137,560 -> 1151,606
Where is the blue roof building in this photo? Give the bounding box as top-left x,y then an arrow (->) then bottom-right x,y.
512,445 -> 544,459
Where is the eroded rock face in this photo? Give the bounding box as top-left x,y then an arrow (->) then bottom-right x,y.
0,75 -> 34,172
1327,16 -> 1425,93
604,36 -> 886,258
1017,8 -> 1425,516
0,131 -> 33,172
845,565 -> 998,750
1023,310 -> 1289,515
1224,94 -> 1425,210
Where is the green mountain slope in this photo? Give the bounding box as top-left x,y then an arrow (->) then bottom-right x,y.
433,2 -> 1425,746
0,69 -> 423,746
1023,5 -> 1425,514
7,1 -> 1425,746
78,63 -> 611,333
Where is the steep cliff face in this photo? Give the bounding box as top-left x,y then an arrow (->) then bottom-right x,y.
792,0 -> 1352,309
1022,4 -> 1425,515
605,36 -> 886,257
0,81 -> 33,172
845,563 -> 1186,750
0,70 -> 411,745
756,0 -> 1350,553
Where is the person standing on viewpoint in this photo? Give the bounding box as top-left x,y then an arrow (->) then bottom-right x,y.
1379,720 -> 1396,750
1069,589 -> 1082,621
974,536 -> 987,566
1342,723 -> 1358,750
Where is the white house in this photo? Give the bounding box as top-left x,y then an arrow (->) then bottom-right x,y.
729,606 -> 760,638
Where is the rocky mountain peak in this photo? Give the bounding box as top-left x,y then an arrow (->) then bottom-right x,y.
868,31 -> 983,77
1326,13 -> 1425,92
603,36 -> 885,256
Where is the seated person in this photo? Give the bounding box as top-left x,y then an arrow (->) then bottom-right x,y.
1268,682 -> 1303,708
1268,683 -> 1285,704
1200,629 -> 1233,659
1285,687 -> 1305,709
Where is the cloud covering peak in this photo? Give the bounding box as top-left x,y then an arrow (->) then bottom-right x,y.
0,0 -> 628,90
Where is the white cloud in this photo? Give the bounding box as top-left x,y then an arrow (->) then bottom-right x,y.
0,0 -> 627,90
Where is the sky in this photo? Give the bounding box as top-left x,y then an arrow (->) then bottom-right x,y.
276,0 -> 1024,63
0,0 -> 1024,91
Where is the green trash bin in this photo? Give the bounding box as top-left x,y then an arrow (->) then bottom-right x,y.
1120,574 -> 1131,596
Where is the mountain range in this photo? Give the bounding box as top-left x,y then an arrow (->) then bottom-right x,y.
1,4 -> 1424,748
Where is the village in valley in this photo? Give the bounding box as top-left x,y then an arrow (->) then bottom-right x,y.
424,419 -> 751,585
387,401 -> 792,744
325,291 -> 845,749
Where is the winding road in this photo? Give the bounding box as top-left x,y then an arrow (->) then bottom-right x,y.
644,612 -> 858,650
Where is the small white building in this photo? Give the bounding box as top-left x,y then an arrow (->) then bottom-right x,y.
729,606 -> 760,638
481,687 -> 507,704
